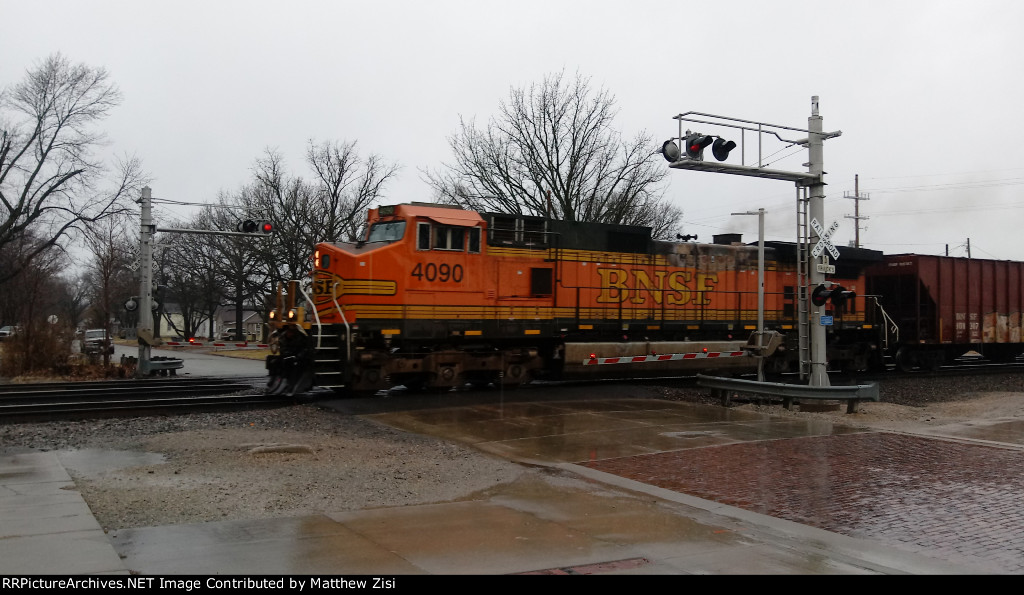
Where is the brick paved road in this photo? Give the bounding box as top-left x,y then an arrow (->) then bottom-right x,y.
586,432 -> 1024,573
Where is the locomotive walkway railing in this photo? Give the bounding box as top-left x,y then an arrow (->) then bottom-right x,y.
696,374 -> 879,414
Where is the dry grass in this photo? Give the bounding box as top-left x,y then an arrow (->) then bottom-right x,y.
210,348 -> 270,361
5,360 -> 135,383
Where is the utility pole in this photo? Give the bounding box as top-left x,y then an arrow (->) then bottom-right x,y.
843,174 -> 870,248
136,187 -> 156,377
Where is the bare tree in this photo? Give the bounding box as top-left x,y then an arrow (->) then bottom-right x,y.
247,142 -> 398,287
157,222 -> 221,341
306,139 -> 400,242
53,272 -> 90,332
0,53 -> 145,284
0,250 -> 76,377
82,216 -> 134,365
204,196 -> 274,342
248,149 -> 317,286
425,71 -> 681,238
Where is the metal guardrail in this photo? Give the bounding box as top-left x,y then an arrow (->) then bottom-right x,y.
696,374 -> 880,414
120,355 -> 183,376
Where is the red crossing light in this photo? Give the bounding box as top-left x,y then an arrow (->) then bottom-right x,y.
684,133 -> 714,160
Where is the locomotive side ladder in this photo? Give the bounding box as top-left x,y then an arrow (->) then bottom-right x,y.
308,281 -> 351,391
796,186 -> 811,379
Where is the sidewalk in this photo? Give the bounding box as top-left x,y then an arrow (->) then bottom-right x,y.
0,451 -> 127,575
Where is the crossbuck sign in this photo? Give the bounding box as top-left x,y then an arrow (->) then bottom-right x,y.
810,218 -> 840,259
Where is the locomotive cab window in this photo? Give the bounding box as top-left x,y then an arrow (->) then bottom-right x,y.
434,225 -> 465,251
468,227 -> 481,253
367,220 -> 406,243
417,222 -> 431,251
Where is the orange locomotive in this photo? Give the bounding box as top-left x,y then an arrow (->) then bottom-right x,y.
265,203 -> 883,396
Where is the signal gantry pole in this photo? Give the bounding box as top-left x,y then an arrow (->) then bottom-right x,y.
662,96 -> 841,387
806,98 -> 829,387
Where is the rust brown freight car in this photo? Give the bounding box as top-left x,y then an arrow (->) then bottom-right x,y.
866,253 -> 1024,370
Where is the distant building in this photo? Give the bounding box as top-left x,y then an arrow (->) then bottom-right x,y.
216,307 -> 263,342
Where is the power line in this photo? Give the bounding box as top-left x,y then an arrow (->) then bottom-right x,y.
864,167 -> 1024,181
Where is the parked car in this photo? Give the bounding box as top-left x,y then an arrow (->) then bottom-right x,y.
220,328 -> 255,342
83,329 -> 115,355
0,326 -> 18,341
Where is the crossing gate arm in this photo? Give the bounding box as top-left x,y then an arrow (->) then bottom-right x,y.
696,374 -> 880,414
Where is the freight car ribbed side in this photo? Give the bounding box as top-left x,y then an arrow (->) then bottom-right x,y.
866,254 -> 1024,368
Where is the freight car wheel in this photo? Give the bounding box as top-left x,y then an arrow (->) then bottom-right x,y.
895,347 -> 917,373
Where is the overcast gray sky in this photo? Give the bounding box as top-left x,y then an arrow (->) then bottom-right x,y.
4,0 -> 1024,260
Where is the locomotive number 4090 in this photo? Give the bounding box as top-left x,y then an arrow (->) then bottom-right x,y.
411,262 -> 463,283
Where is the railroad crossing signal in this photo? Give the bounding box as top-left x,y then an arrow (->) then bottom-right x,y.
711,137 -> 737,161
663,132 -> 737,163
810,218 -> 840,260
684,133 -> 715,160
811,284 -> 855,308
237,219 -> 274,235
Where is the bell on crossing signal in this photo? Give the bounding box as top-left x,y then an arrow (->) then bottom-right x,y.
811,284 -> 856,308
683,132 -> 714,160
712,137 -> 737,161
661,139 -> 681,162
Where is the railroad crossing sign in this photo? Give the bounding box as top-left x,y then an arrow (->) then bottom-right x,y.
810,218 -> 840,259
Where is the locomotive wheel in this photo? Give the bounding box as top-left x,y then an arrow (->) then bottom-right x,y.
285,368 -> 314,397
267,375 -> 287,396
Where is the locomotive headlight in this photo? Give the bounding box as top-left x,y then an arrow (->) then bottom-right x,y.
286,309 -> 297,321
314,250 -> 320,268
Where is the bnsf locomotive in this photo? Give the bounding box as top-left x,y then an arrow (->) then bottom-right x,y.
265,202 -> 891,396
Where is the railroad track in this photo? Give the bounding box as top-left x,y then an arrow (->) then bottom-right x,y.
0,377 -> 288,422
834,359 -> 1024,384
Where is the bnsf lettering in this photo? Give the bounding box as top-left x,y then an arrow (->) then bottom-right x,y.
411,262 -> 464,283
596,268 -> 717,305
312,278 -> 331,295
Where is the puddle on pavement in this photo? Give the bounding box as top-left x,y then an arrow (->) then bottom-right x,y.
56,448 -> 166,478
940,419 -> 1024,445
369,398 -> 863,464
